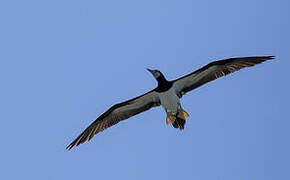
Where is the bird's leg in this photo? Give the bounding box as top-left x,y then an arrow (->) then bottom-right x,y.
166,111 -> 176,124
177,103 -> 189,118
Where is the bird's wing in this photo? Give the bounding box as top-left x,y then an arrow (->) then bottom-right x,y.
67,90 -> 160,150
173,56 -> 274,98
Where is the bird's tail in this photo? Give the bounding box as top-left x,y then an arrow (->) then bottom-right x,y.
172,112 -> 186,130
166,109 -> 189,130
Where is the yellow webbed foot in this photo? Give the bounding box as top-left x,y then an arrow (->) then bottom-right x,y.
166,117 -> 173,124
177,109 -> 189,120
177,110 -> 185,119
166,112 -> 176,124
177,103 -> 189,118
182,110 -> 189,118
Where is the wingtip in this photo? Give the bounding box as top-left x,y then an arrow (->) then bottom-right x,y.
66,142 -> 78,151
265,56 -> 275,60
66,144 -> 73,151
254,56 -> 275,62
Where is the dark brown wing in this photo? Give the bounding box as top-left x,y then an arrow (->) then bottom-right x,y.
67,90 -> 160,150
173,56 -> 274,97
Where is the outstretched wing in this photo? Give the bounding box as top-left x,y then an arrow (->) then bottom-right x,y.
67,90 -> 160,150
173,56 -> 274,98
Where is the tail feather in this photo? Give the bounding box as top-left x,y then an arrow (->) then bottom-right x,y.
172,112 -> 186,130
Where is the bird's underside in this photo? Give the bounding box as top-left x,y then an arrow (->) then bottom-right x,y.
67,56 -> 274,150
157,85 -> 190,130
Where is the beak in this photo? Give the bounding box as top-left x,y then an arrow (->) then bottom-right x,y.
147,68 -> 154,74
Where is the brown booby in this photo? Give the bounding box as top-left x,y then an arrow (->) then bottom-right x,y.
67,56 -> 274,150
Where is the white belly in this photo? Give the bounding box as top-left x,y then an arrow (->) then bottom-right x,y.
158,86 -> 180,113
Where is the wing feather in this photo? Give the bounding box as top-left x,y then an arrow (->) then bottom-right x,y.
67,90 -> 160,150
173,56 -> 274,97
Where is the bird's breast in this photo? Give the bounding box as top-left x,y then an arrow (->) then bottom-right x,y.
158,86 -> 180,113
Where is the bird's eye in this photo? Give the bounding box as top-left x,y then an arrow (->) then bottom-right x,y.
155,72 -> 160,77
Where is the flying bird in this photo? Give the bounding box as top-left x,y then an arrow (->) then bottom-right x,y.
67,56 -> 274,150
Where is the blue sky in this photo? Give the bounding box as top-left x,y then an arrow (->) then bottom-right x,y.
0,0 -> 289,179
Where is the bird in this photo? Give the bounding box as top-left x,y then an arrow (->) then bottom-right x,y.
66,56 -> 274,150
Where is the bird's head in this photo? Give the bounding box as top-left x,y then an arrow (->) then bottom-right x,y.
147,68 -> 162,79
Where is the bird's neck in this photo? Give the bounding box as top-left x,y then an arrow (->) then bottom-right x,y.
156,74 -> 172,92
156,73 -> 168,84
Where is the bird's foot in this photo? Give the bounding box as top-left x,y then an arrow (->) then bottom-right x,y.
166,112 -> 176,124
177,103 -> 189,118
181,109 -> 189,118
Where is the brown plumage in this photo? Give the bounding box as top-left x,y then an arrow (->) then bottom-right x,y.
67,56 -> 274,150
66,91 -> 160,150
173,56 -> 274,98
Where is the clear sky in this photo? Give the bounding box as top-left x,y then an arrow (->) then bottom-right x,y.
0,0 -> 289,179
